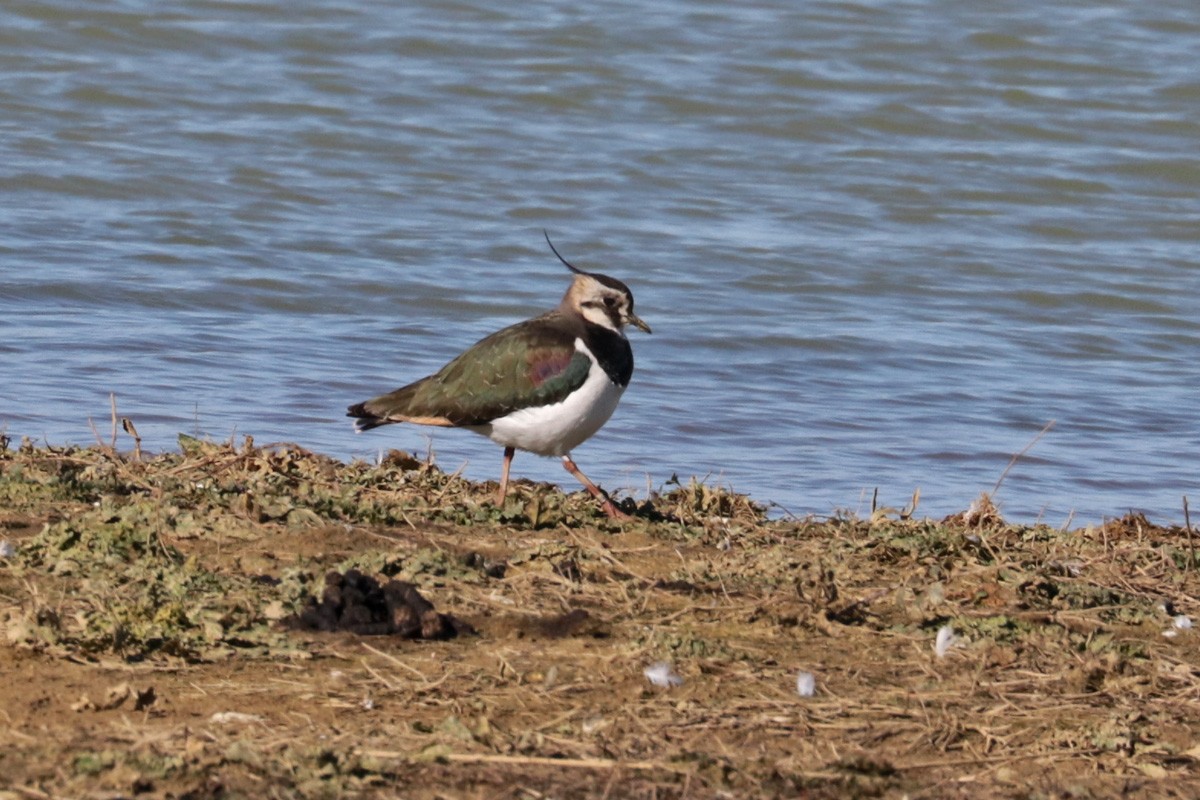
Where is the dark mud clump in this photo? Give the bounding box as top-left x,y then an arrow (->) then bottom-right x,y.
285,569 -> 473,639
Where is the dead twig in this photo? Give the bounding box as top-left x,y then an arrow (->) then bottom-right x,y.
1185,496 -> 1195,572
992,419 -> 1056,497
363,751 -> 690,773
110,392 -> 119,450
122,418 -> 142,462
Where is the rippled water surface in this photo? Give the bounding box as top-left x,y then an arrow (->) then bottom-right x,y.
3,0 -> 1198,523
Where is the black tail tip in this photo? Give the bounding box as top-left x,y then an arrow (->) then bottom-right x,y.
347,403 -> 386,433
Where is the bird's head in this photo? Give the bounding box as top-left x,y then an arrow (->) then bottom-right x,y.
546,232 -> 652,335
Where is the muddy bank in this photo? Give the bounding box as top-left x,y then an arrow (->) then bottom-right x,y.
2,438 -> 1199,798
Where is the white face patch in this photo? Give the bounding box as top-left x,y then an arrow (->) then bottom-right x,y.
579,303 -> 616,330
573,279 -> 632,335
472,338 -> 626,456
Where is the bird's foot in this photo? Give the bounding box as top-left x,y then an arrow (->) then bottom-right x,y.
599,498 -> 631,520
561,454 -> 631,521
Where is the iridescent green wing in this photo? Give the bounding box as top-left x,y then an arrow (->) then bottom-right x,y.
407,316 -> 591,426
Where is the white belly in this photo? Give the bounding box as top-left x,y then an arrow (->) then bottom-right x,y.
472,340 -> 626,457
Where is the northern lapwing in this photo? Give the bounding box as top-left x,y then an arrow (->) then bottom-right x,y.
348,233 -> 651,518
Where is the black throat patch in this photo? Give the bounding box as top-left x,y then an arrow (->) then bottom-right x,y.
583,323 -> 634,386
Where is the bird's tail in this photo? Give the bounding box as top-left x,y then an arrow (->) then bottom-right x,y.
346,402 -> 391,433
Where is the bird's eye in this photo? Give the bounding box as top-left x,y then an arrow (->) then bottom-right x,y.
603,296 -> 618,308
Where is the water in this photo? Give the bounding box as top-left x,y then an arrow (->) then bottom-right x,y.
2,0 -> 1197,525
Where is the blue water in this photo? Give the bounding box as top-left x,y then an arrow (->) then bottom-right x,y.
2,0 -> 1197,525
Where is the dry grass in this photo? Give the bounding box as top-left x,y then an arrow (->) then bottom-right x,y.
2,437 -> 1200,798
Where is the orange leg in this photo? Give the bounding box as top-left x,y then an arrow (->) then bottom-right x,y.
561,454 -> 628,519
496,446 -> 515,505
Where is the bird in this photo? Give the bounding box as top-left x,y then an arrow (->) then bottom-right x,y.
347,233 -> 651,519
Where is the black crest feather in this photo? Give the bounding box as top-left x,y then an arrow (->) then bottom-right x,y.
544,230 -> 587,275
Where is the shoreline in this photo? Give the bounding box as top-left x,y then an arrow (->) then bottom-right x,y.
0,429 -> 1184,530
